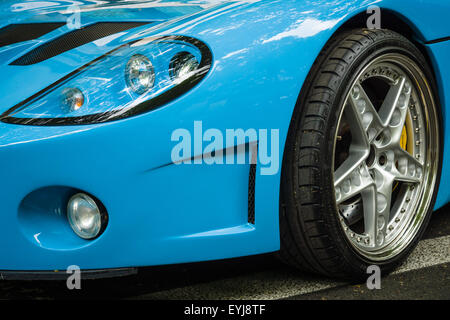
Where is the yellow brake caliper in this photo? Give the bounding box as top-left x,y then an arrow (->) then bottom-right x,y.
393,125 -> 408,191
400,126 -> 408,150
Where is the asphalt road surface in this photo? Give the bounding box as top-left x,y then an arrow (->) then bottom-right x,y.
1,205 -> 449,300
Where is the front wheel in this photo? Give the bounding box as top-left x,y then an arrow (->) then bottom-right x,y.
279,28 -> 442,279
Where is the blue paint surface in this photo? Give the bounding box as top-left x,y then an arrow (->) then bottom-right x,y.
0,0 -> 448,270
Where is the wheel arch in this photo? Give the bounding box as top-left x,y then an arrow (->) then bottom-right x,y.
334,9 -> 440,88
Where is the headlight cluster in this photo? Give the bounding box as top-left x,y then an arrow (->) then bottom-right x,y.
1,36 -> 212,125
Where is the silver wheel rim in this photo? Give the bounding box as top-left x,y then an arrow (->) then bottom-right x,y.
333,53 -> 439,261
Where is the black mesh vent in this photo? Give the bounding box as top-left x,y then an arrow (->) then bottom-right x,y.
248,163 -> 256,224
11,22 -> 149,65
0,23 -> 65,48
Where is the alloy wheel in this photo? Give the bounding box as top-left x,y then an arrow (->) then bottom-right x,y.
333,53 -> 439,261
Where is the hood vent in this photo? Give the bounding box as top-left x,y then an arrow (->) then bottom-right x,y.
0,23 -> 65,48
11,22 -> 150,66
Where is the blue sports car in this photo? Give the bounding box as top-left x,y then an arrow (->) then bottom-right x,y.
0,0 -> 449,280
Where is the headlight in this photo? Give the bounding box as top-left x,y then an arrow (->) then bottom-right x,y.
125,54 -> 155,94
169,51 -> 200,81
61,87 -> 85,112
0,36 -> 212,125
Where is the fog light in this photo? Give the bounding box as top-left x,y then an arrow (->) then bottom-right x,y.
67,193 -> 106,240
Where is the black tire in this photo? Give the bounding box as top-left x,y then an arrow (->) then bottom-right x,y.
279,28 -> 442,280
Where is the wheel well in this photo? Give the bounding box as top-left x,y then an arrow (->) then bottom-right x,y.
336,9 -> 435,78
340,9 -> 416,39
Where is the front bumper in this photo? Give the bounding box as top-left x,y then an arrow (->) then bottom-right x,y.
0,88 -> 282,271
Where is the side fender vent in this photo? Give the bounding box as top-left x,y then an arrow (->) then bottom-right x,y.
0,23 -> 65,48
11,22 -> 150,65
248,163 -> 256,224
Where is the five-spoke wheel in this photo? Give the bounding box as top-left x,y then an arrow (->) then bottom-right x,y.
334,54 -> 437,261
280,29 -> 441,279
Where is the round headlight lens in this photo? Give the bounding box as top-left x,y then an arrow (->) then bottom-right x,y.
125,54 -> 155,94
169,52 -> 199,81
67,193 -> 104,240
61,87 -> 84,112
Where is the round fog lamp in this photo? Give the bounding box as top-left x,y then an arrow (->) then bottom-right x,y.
67,193 -> 105,240
125,54 -> 155,94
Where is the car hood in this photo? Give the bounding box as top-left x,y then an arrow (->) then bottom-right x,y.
0,1 -> 225,27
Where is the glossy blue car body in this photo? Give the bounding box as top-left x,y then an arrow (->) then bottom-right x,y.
0,0 -> 449,273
